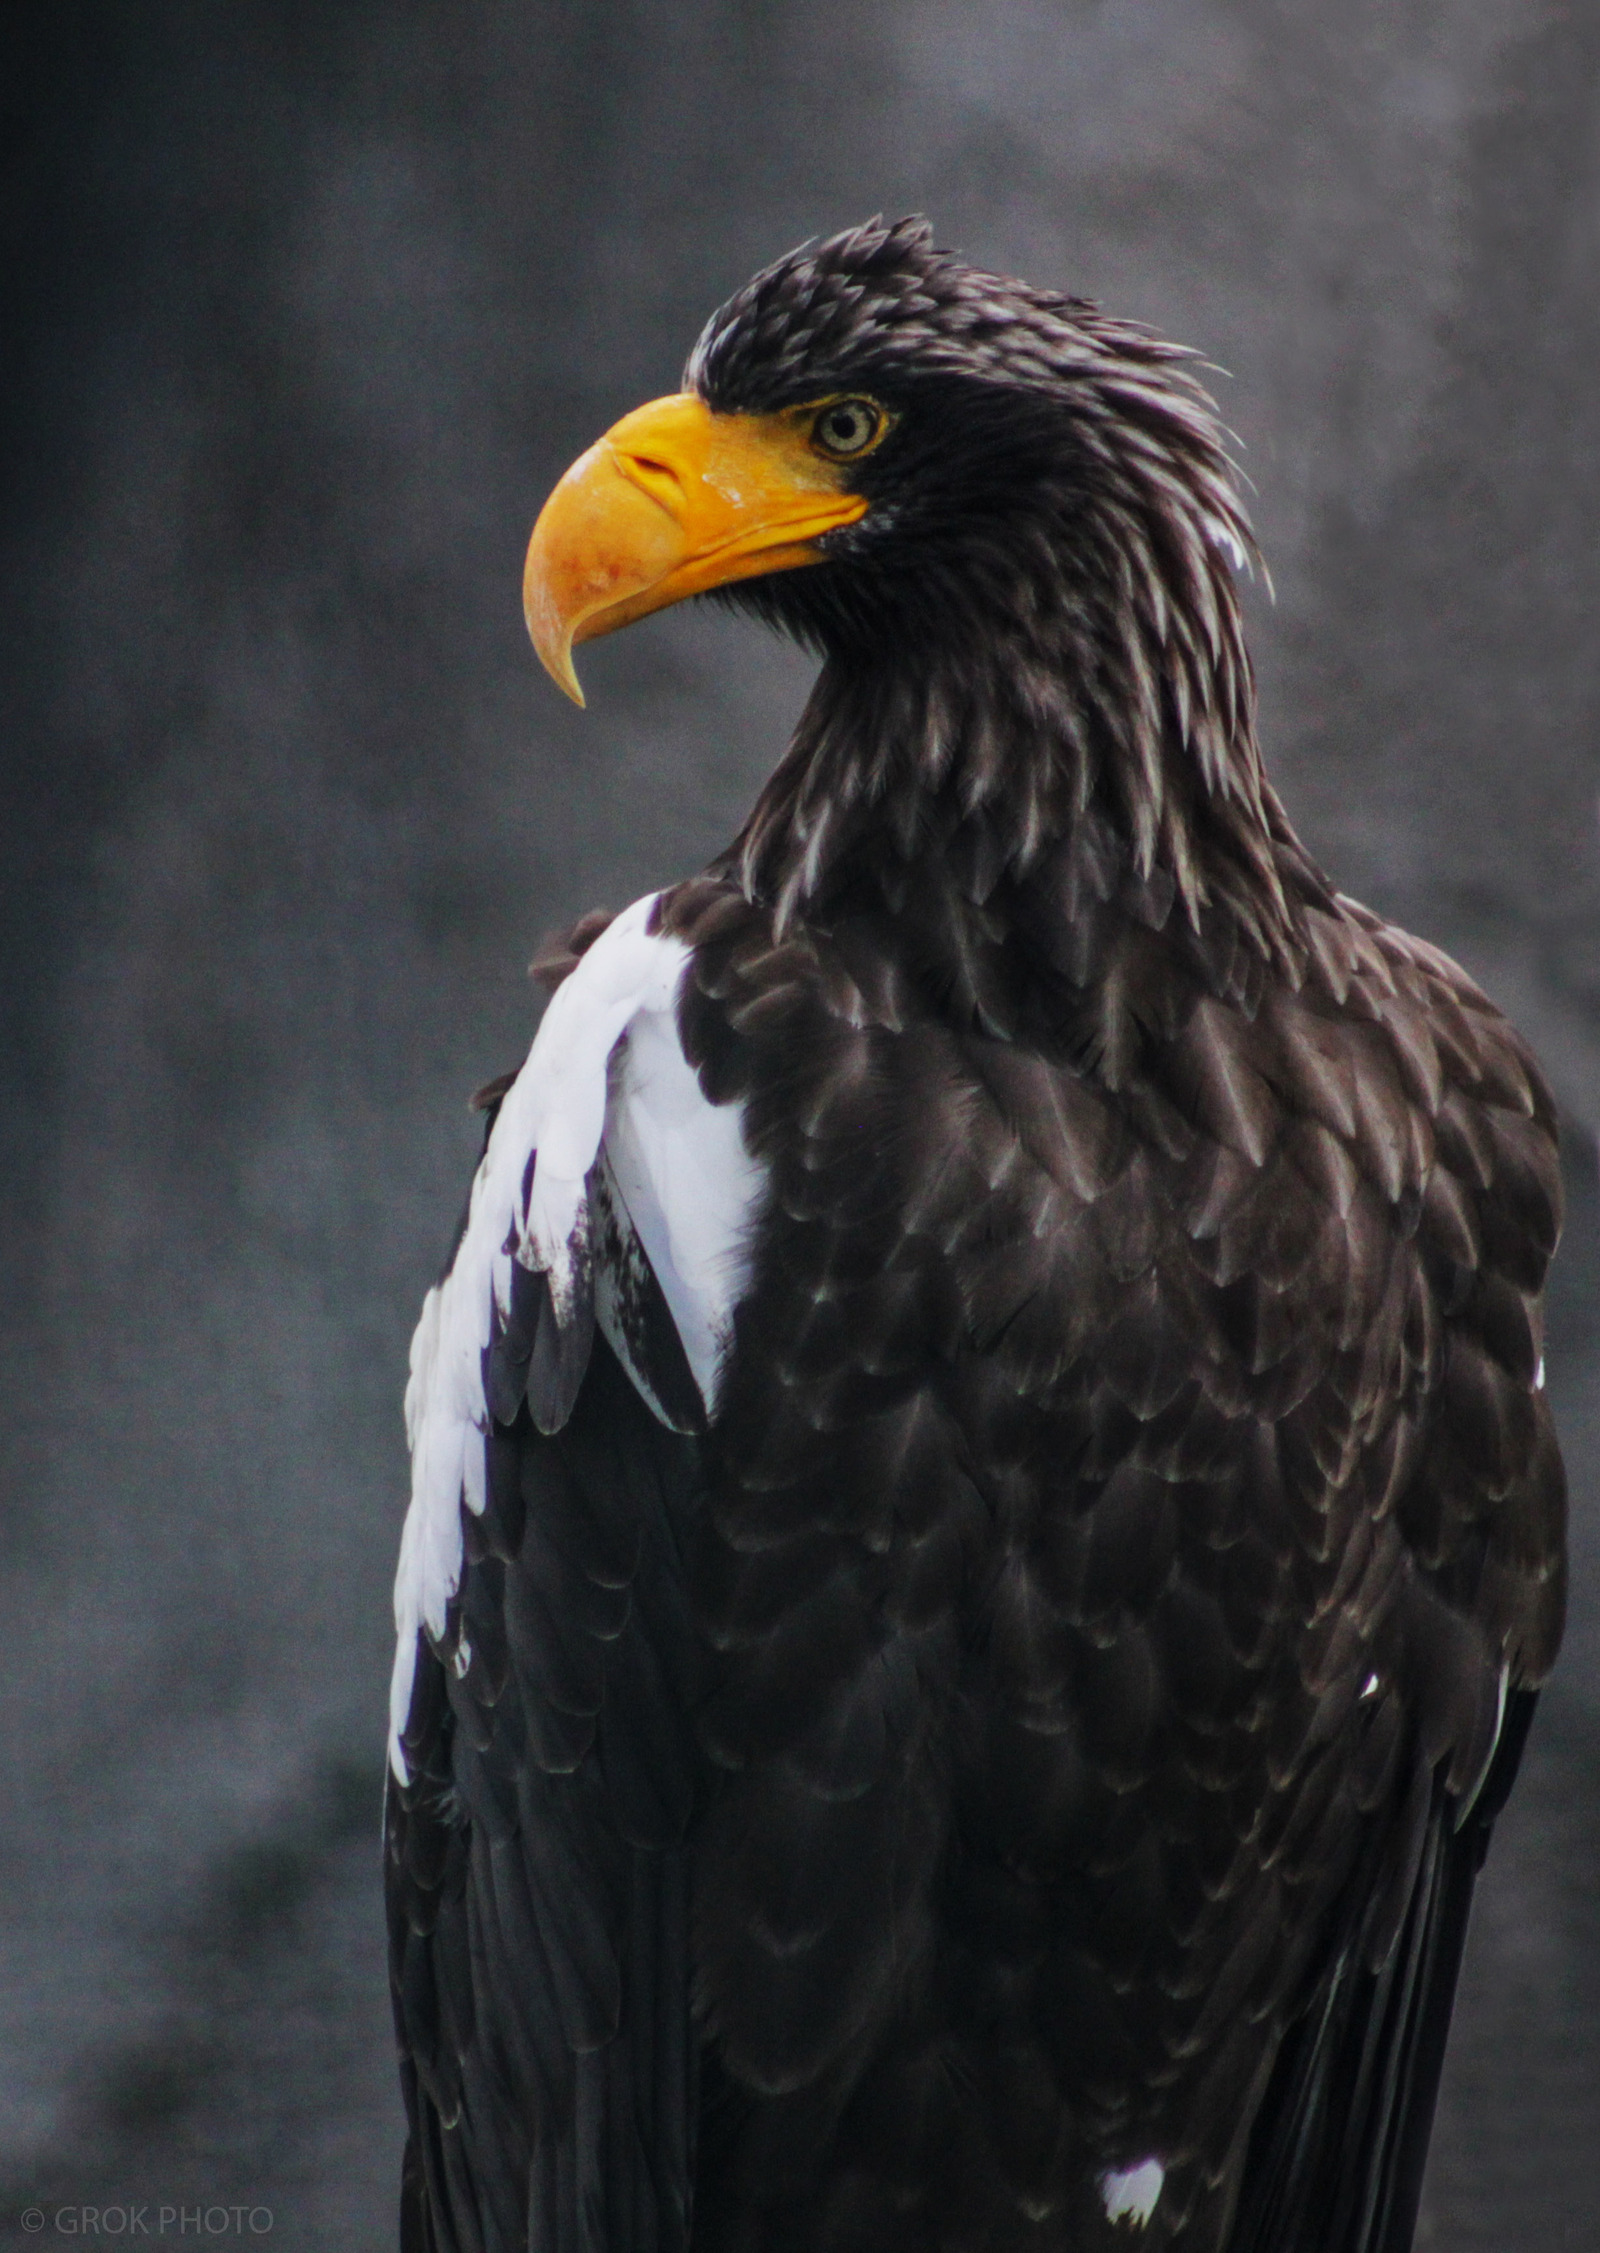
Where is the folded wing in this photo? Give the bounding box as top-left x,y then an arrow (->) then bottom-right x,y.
386,896 -> 764,2253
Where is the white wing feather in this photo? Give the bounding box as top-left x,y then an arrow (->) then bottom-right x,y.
389,894 -> 763,1778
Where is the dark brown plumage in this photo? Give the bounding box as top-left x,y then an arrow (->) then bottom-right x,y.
386,219 -> 1566,2253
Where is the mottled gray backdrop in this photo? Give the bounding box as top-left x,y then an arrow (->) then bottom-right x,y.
4,3 -> 1597,2245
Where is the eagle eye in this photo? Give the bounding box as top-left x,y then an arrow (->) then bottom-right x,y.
812,398 -> 883,461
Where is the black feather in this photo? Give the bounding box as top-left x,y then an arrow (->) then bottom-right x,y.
1231,1691 -> 1539,2253
528,1264 -> 596,1436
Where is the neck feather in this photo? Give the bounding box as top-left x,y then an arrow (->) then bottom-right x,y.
725,530 -> 1299,962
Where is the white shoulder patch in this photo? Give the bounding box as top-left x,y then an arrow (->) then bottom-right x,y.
389,893 -> 764,1779
1101,2159 -> 1165,2230
602,996 -> 760,1403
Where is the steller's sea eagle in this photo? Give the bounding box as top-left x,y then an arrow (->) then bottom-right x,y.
385,218 -> 1567,2253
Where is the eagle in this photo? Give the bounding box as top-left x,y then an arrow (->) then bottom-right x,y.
385,217 -> 1566,2253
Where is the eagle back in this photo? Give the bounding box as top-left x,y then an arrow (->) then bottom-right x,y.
652,822 -> 1564,2247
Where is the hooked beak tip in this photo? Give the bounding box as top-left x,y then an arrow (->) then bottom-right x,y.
522,570 -> 588,708
545,638 -> 587,709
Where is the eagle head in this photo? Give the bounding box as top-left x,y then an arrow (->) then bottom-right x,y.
524,216 -> 1255,711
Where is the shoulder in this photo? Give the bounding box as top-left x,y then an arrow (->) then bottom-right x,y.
390,888 -> 767,1777
1301,895 -> 1562,1281
1161,886 -> 1561,1284
1289,887 -> 1568,1685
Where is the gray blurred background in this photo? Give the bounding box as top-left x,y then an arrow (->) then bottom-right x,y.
4,2 -> 1598,2245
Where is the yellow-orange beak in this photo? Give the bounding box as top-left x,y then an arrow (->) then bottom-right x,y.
522,393 -> 869,704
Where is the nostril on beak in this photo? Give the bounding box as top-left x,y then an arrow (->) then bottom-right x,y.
616,449 -> 687,515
